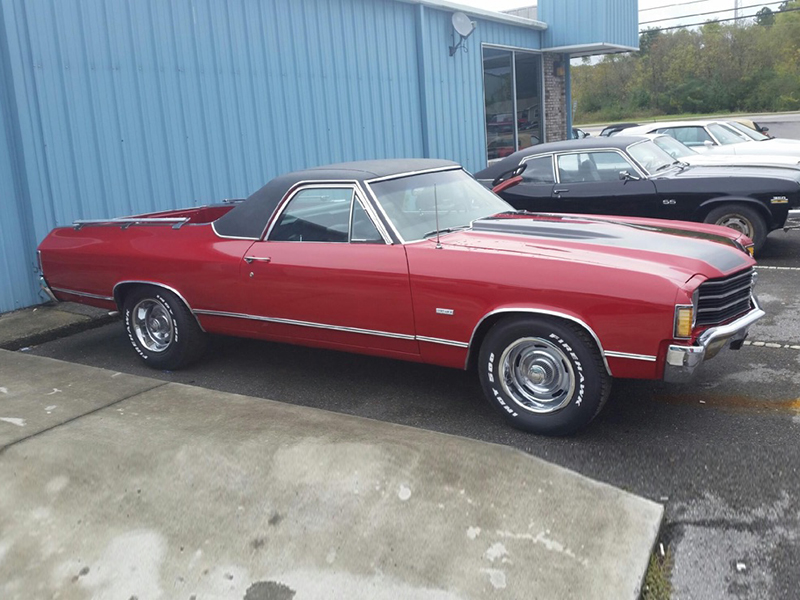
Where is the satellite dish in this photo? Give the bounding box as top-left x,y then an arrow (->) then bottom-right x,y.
450,12 -> 476,56
452,12 -> 476,38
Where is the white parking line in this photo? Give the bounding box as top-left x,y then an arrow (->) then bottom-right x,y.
755,266 -> 800,271
744,341 -> 800,349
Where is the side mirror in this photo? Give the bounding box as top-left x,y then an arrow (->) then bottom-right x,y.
619,170 -> 640,182
703,140 -> 715,148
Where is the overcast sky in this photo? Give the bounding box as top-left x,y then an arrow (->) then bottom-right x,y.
455,0 -> 780,31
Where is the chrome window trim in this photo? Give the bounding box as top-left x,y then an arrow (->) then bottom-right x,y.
519,152 -> 557,184
211,221 -> 259,241
364,166 -> 508,245
604,351 -> 657,362
51,287 -> 114,302
112,280 -> 206,332
466,308 -> 613,375
553,147 -> 646,182
262,182 -> 392,245
353,186 -> 393,244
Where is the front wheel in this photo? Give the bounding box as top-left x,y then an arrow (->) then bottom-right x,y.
123,285 -> 207,370
478,317 -> 611,436
704,204 -> 767,254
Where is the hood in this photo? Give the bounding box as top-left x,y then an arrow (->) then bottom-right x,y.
707,140 -> 800,158
661,163 -> 800,184
684,154 -> 800,171
438,213 -> 754,285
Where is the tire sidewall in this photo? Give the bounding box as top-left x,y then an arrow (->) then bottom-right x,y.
124,288 -> 182,368
705,204 -> 767,251
479,319 -> 603,435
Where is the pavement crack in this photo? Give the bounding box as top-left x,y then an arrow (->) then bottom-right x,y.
0,381 -> 170,456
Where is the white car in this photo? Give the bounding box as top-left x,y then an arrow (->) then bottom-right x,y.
642,133 -> 800,170
619,120 -> 800,157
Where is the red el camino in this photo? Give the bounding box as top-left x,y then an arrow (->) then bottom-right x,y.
38,159 -> 764,435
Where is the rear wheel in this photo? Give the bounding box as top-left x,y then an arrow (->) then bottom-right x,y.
704,204 -> 767,254
123,285 -> 207,369
478,317 -> 611,436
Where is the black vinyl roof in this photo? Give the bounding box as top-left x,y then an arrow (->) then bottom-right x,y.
475,137 -> 645,181
214,159 -> 459,239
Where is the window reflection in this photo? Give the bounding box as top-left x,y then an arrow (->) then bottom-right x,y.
483,48 -> 542,163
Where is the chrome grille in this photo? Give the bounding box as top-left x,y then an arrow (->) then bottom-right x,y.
696,268 -> 754,326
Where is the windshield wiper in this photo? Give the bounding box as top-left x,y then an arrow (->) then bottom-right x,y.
422,225 -> 470,239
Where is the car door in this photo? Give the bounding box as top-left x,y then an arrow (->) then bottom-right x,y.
241,185 -> 419,357
495,155 -> 558,212
551,150 -> 658,217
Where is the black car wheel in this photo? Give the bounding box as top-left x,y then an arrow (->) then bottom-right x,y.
478,316 -> 612,436
123,285 -> 207,369
704,204 -> 767,253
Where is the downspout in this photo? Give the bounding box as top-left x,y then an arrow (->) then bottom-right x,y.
565,57 -> 573,137
415,4 -> 431,157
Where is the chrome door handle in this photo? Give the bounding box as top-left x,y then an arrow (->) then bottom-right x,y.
553,188 -> 569,194
244,256 -> 271,264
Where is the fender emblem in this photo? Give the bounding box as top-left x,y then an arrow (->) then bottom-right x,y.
771,196 -> 788,204
436,308 -> 454,316
662,199 -> 676,205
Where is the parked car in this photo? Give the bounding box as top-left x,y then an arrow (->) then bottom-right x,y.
644,133 -> 800,170
620,120 -> 800,157
38,159 -> 763,435
474,137 -> 800,253
599,122 -> 639,137
731,118 -> 773,138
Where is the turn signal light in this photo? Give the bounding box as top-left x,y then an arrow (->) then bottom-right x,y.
674,306 -> 694,339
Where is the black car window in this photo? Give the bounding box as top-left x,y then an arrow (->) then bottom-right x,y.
588,151 -> 636,181
270,187 -> 353,242
658,126 -> 712,147
520,156 -> 555,184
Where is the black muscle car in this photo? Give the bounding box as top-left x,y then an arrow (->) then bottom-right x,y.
475,137 -> 800,253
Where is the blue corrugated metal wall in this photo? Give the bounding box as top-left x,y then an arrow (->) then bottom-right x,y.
539,0 -> 639,51
0,0 -> 636,312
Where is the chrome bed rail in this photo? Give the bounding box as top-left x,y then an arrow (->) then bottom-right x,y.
72,217 -> 190,230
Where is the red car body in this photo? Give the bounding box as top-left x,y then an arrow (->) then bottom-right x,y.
37,159 -> 764,434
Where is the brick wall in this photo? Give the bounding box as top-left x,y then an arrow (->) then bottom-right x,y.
543,54 -> 567,142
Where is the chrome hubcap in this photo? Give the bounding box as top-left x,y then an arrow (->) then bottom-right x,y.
715,214 -> 753,238
132,299 -> 173,353
500,337 -> 575,414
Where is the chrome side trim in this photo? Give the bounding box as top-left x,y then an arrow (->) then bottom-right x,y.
193,309 -> 416,341
51,287 -> 114,302
604,351 -> 657,362
466,308 -> 613,375
416,335 -> 469,349
112,280 -> 206,332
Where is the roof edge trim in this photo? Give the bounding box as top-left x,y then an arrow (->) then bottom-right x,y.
396,0 -> 548,30
543,42 -> 639,57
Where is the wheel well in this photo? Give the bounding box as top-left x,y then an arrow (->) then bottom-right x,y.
695,199 -> 772,227
465,311 -> 609,374
114,281 -> 206,332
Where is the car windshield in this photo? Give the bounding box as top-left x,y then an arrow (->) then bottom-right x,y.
626,140 -> 678,174
708,123 -> 750,145
726,121 -> 770,141
651,135 -> 697,159
369,169 -> 512,242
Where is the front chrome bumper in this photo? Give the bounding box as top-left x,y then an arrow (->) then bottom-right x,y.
39,275 -> 59,303
664,295 -> 765,383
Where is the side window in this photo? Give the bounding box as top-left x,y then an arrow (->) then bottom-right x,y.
660,127 -> 712,147
521,156 -> 555,184
590,151 -> 636,182
270,188 -> 353,242
557,153 -> 583,183
350,198 -> 384,243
